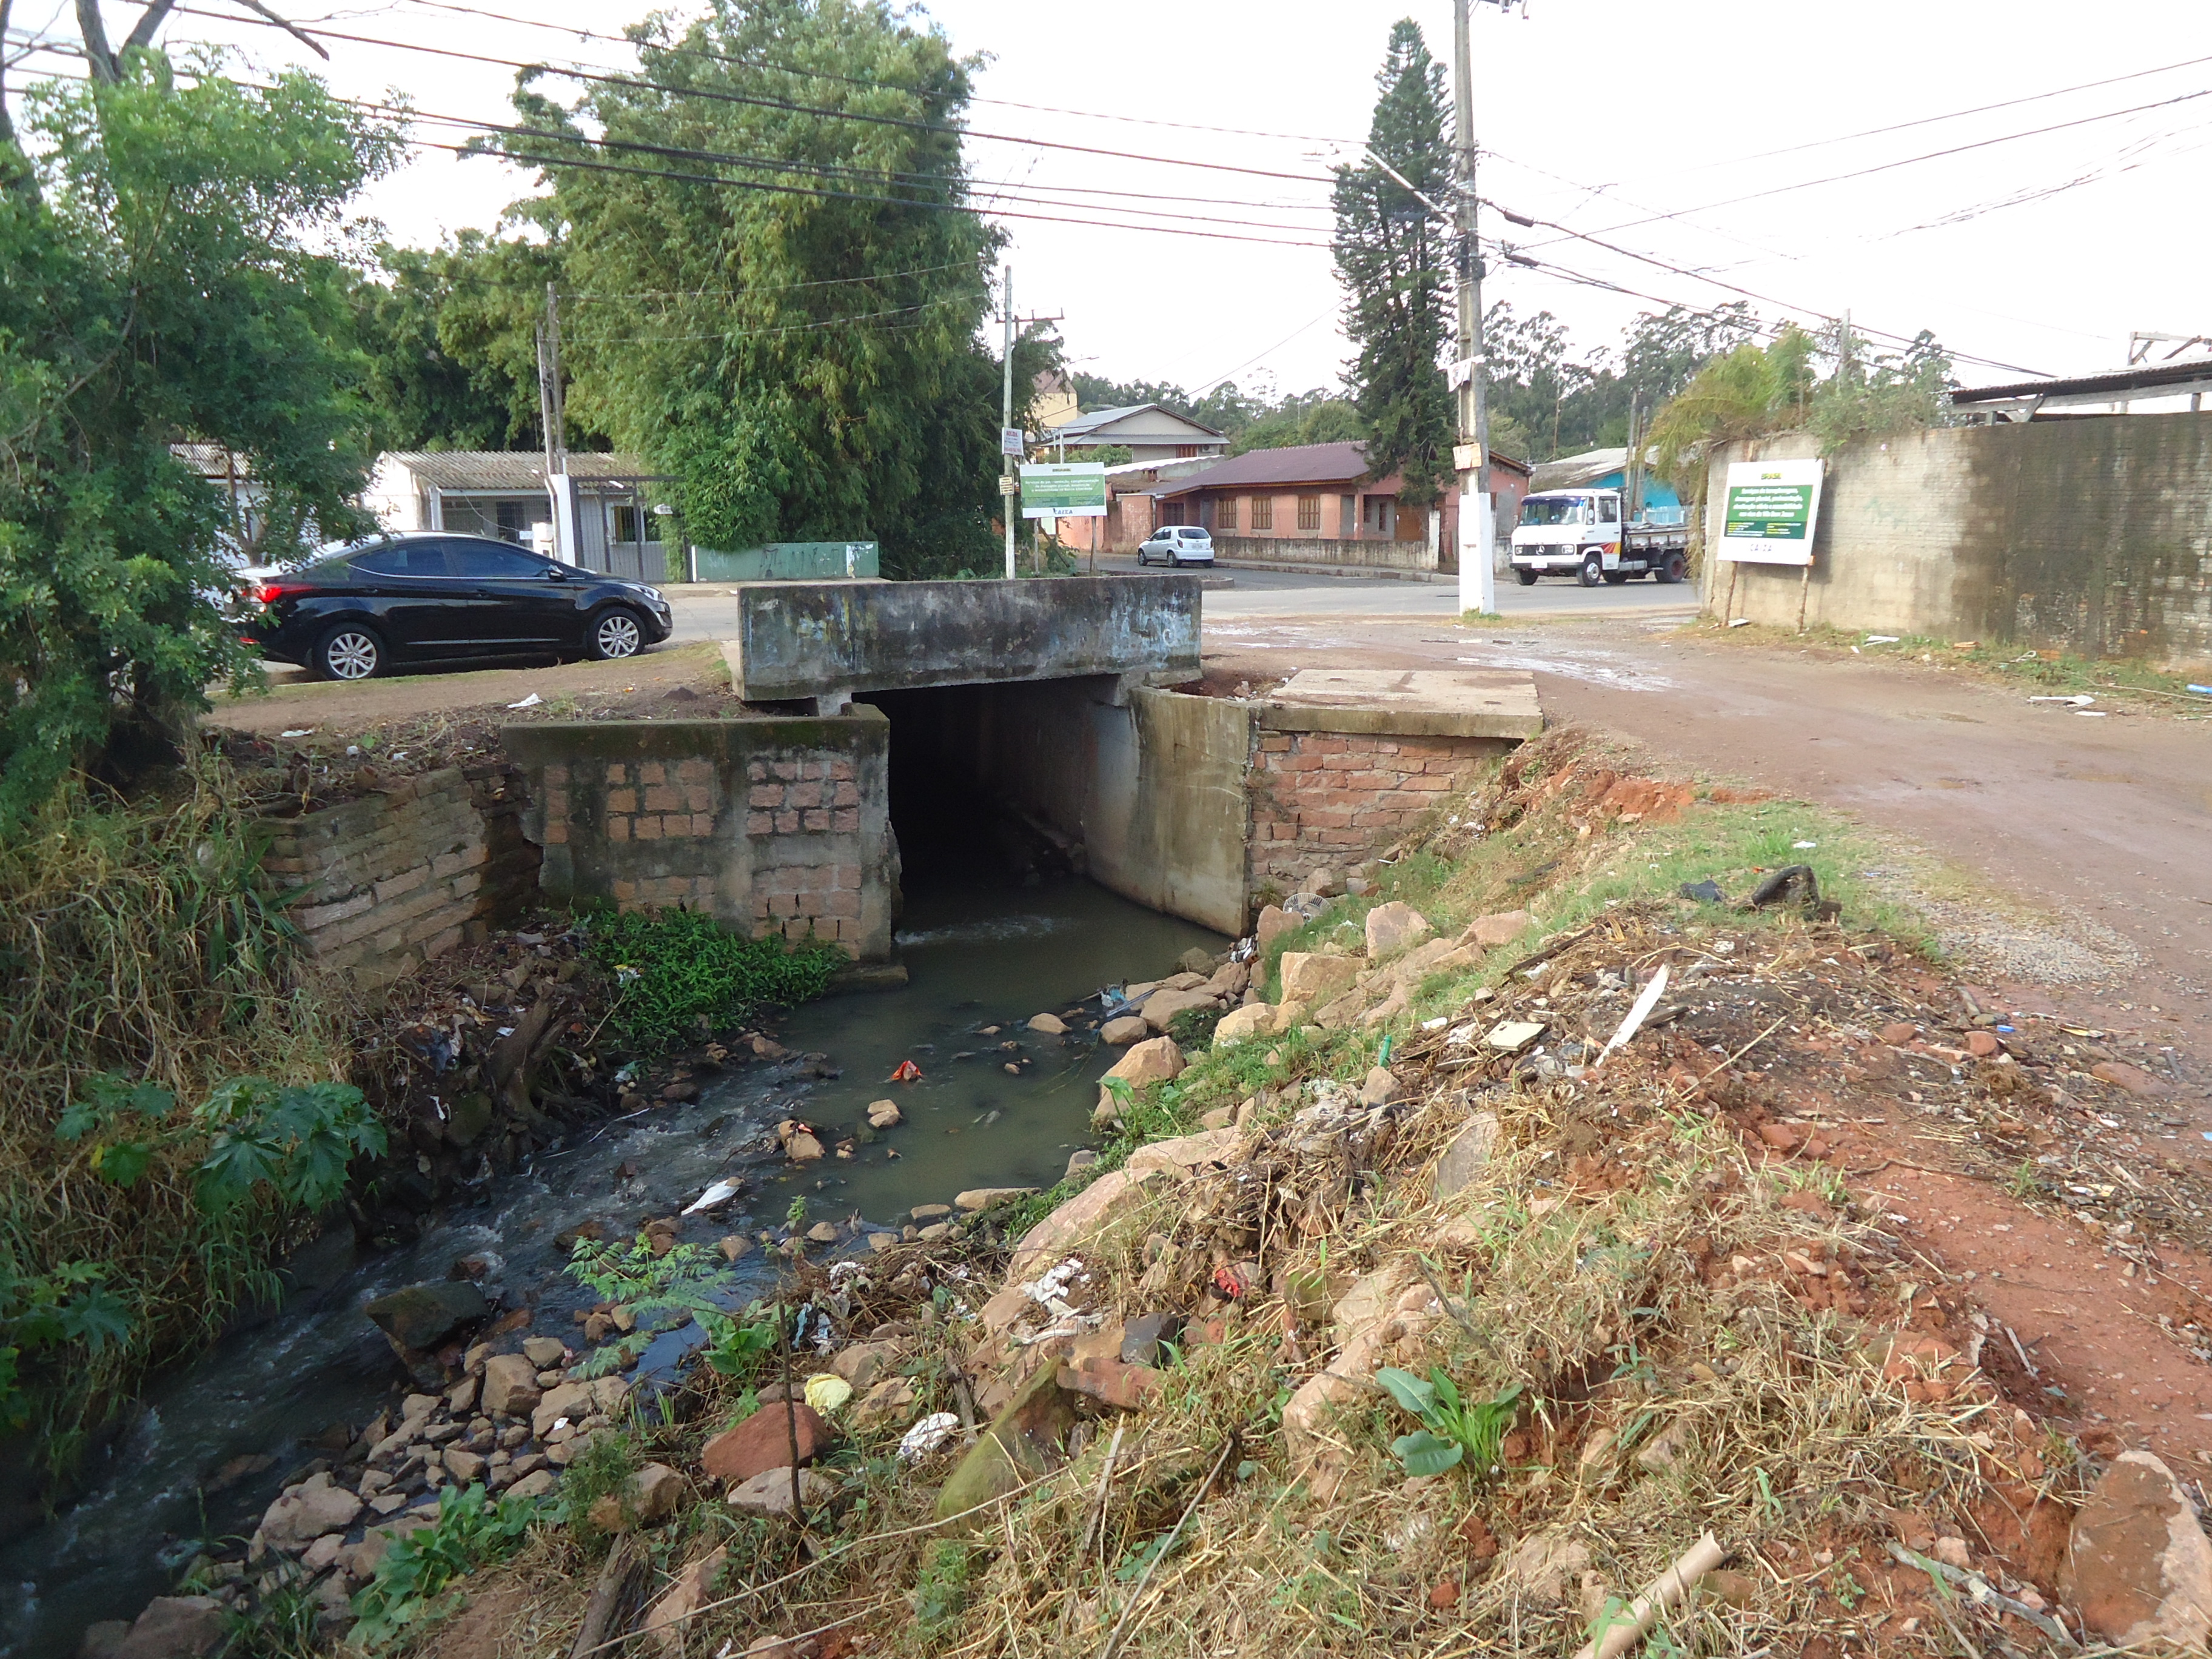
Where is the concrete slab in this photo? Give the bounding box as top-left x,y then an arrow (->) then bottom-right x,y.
720,575 -> 1201,701
1258,668 -> 1542,739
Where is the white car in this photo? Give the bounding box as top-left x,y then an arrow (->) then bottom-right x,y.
1136,526 -> 1215,566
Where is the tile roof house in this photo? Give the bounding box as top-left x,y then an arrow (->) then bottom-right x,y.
1041,403 -> 1229,464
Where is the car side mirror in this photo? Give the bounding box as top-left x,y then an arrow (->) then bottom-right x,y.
545,566 -> 570,580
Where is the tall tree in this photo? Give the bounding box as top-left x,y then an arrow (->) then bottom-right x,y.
1332,19 -> 1453,506
488,0 -> 1013,577
0,56 -> 399,825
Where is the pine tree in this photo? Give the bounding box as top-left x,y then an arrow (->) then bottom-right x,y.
1333,21 -> 1455,508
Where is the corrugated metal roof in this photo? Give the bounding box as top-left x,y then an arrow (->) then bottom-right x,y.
384,451 -> 656,490
1045,403 -> 1227,442
1949,358 -> 2212,406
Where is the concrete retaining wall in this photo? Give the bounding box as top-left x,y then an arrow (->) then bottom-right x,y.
263,763 -> 539,985
501,717 -> 896,959
1706,418 -> 2212,671
723,575 -> 1202,701
1212,534 -> 1438,574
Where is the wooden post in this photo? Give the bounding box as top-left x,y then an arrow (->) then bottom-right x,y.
780,1299 -> 806,1528
1796,556 -> 1813,633
1721,557 -> 1739,626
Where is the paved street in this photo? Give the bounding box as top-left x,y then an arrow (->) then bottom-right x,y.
661,557 -> 1693,639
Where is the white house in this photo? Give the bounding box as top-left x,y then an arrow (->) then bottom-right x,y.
363,451 -> 678,581
1039,403 -> 1229,465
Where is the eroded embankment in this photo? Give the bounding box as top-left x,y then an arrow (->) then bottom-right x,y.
150,729 -> 2212,1659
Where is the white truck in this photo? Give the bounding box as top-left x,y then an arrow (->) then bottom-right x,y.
1509,488 -> 1690,586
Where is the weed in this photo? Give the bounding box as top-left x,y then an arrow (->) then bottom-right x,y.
556,1426 -> 642,1556
2008,1158 -> 2039,1200
563,1236 -> 746,1378
911,1541 -> 976,1631
1375,1367 -> 1523,1477
348,1482 -> 544,1648
578,905 -> 843,1053
786,1194 -> 809,1231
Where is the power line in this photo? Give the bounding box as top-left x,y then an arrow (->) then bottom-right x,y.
164,5 -> 1341,185
390,0 -> 1362,149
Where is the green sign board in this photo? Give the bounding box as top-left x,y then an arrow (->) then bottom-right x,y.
1018,461 -> 1108,519
1717,458 -> 1823,566
1723,483 -> 1812,540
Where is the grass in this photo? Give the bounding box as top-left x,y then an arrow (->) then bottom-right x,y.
0,761 -> 347,1466
578,905 -> 846,1053
1691,617 -> 2212,711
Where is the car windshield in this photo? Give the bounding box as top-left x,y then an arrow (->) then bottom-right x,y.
1520,497 -> 1588,527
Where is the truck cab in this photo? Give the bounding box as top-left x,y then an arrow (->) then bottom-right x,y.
1509,489 -> 1687,587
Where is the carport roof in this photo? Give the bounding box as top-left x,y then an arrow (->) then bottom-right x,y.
385,451 -> 661,491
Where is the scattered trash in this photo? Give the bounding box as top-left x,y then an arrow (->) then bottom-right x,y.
1791,840 -> 1817,850
1747,864 -> 1823,913
506,692 -> 542,709
897,1412 -> 962,1463
278,728 -> 315,738
889,1059 -> 922,1082
2189,685 -> 2212,696
1677,880 -> 1726,904
680,1178 -> 742,1216
344,743 -> 361,757
2029,694 -> 2095,706
1598,965 -> 1669,1067
1421,1016 -> 1449,1031
2076,710 -> 2109,718
803,1374 -> 853,1415
1863,634 -> 1899,644
1097,987 -> 1134,1018
1482,1019 -> 1547,1054
1951,640 -> 1979,651
1727,618 -> 1750,628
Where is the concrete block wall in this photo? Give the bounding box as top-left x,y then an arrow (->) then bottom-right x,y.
503,716 -> 895,960
1247,731 -> 1507,899
1211,534 -> 1438,573
263,763 -> 539,984
1706,417 -> 2212,672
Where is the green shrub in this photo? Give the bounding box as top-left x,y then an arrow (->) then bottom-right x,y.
348,1483 -> 544,1648
579,906 -> 844,1052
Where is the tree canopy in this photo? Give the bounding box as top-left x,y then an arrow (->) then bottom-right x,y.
1332,19 -> 1454,506
0,56 -> 399,826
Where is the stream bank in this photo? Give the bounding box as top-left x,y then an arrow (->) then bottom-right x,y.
0,871 -> 1222,1659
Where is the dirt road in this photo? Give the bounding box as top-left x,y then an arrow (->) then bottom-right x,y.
1207,612 -> 2211,1059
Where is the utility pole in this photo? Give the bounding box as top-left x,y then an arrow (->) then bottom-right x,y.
1000,266 -> 1018,580
1452,0 -> 1498,618
535,282 -> 572,563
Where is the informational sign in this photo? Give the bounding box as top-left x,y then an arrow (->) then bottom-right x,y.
1717,458 -> 1823,566
1018,461 -> 1108,519
999,426 -> 1027,457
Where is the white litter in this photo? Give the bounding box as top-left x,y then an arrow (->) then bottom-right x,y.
1792,840 -> 1817,850
2076,710 -> 2109,718
1728,618 -> 1751,628
1421,1016 -> 1449,1031
1598,965 -> 1669,1067
2029,694 -> 2094,706
1864,635 -> 1899,644
279,728 -> 315,738
898,1412 -> 962,1462
506,692 -> 543,709
680,1178 -> 742,1216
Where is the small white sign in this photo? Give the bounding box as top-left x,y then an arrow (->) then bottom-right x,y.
999,426 -> 1027,456
1716,457 -> 1823,567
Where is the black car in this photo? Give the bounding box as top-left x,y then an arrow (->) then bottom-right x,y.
237,534 -> 675,680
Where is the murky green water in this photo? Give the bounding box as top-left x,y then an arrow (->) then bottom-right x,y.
0,874 -> 1219,1659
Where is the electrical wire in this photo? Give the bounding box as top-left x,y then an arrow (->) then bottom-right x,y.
164,5 -> 1341,185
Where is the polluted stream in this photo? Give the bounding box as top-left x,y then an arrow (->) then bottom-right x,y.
0,873 -> 1222,1659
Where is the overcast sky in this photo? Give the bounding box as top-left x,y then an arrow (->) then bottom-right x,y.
28,1 -> 2212,397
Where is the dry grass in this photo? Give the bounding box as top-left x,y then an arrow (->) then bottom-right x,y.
0,759 -> 346,1455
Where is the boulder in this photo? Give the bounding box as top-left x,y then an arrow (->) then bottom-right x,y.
1027,1012 -> 1068,1035
521,1336 -> 566,1367
1177,946 -> 1218,975
725,1468 -> 836,1518
530,1376 -> 627,1440
1205,960 -> 1251,998
256,1473 -> 363,1554
78,1622 -> 129,1659
1362,902 -> 1433,959
1255,904 -> 1296,953
507,1469 -> 557,1501
1125,1127 -> 1245,1181
642,1546 -> 726,1659
364,1281 -> 487,1353
955,1186 -> 1036,1212
701,1403 -> 831,1484
1300,867 -> 1343,899
783,1130 -> 825,1163
1102,1036 -> 1185,1093
1358,1066 -> 1400,1108
1006,1168 -> 1168,1284
1498,1532 -> 1594,1606
1433,1111 -> 1502,1199
1461,910 -> 1534,950
1278,952 -> 1359,1005
1159,971 -> 1209,991
112,1598 -> 228,1659
934,1363 -> 1079,1524
590,1462 -> 687,1531
829,1341 -> 899,1392
1140,988 -> 1219,1033
1100,1015 -> 1150,1045
806,1221 -> 841,1244
1212,1002 -> 1276,1048
853,1376 -> 918,1432
481,1353 -> 542,1418
865,1098 -> 902,1128
2060,1449 -> 2212,1647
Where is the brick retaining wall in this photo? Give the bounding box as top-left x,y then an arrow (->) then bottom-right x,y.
263,763 -> 539,984
1247,729 -> 1506,899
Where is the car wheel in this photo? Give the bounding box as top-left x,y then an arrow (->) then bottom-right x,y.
588,606 -> 645,660
1578,552 -> 1604,587
1515,568 -> 1540,586
1657,551 -> 1687,585
313,622 -> 384,681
